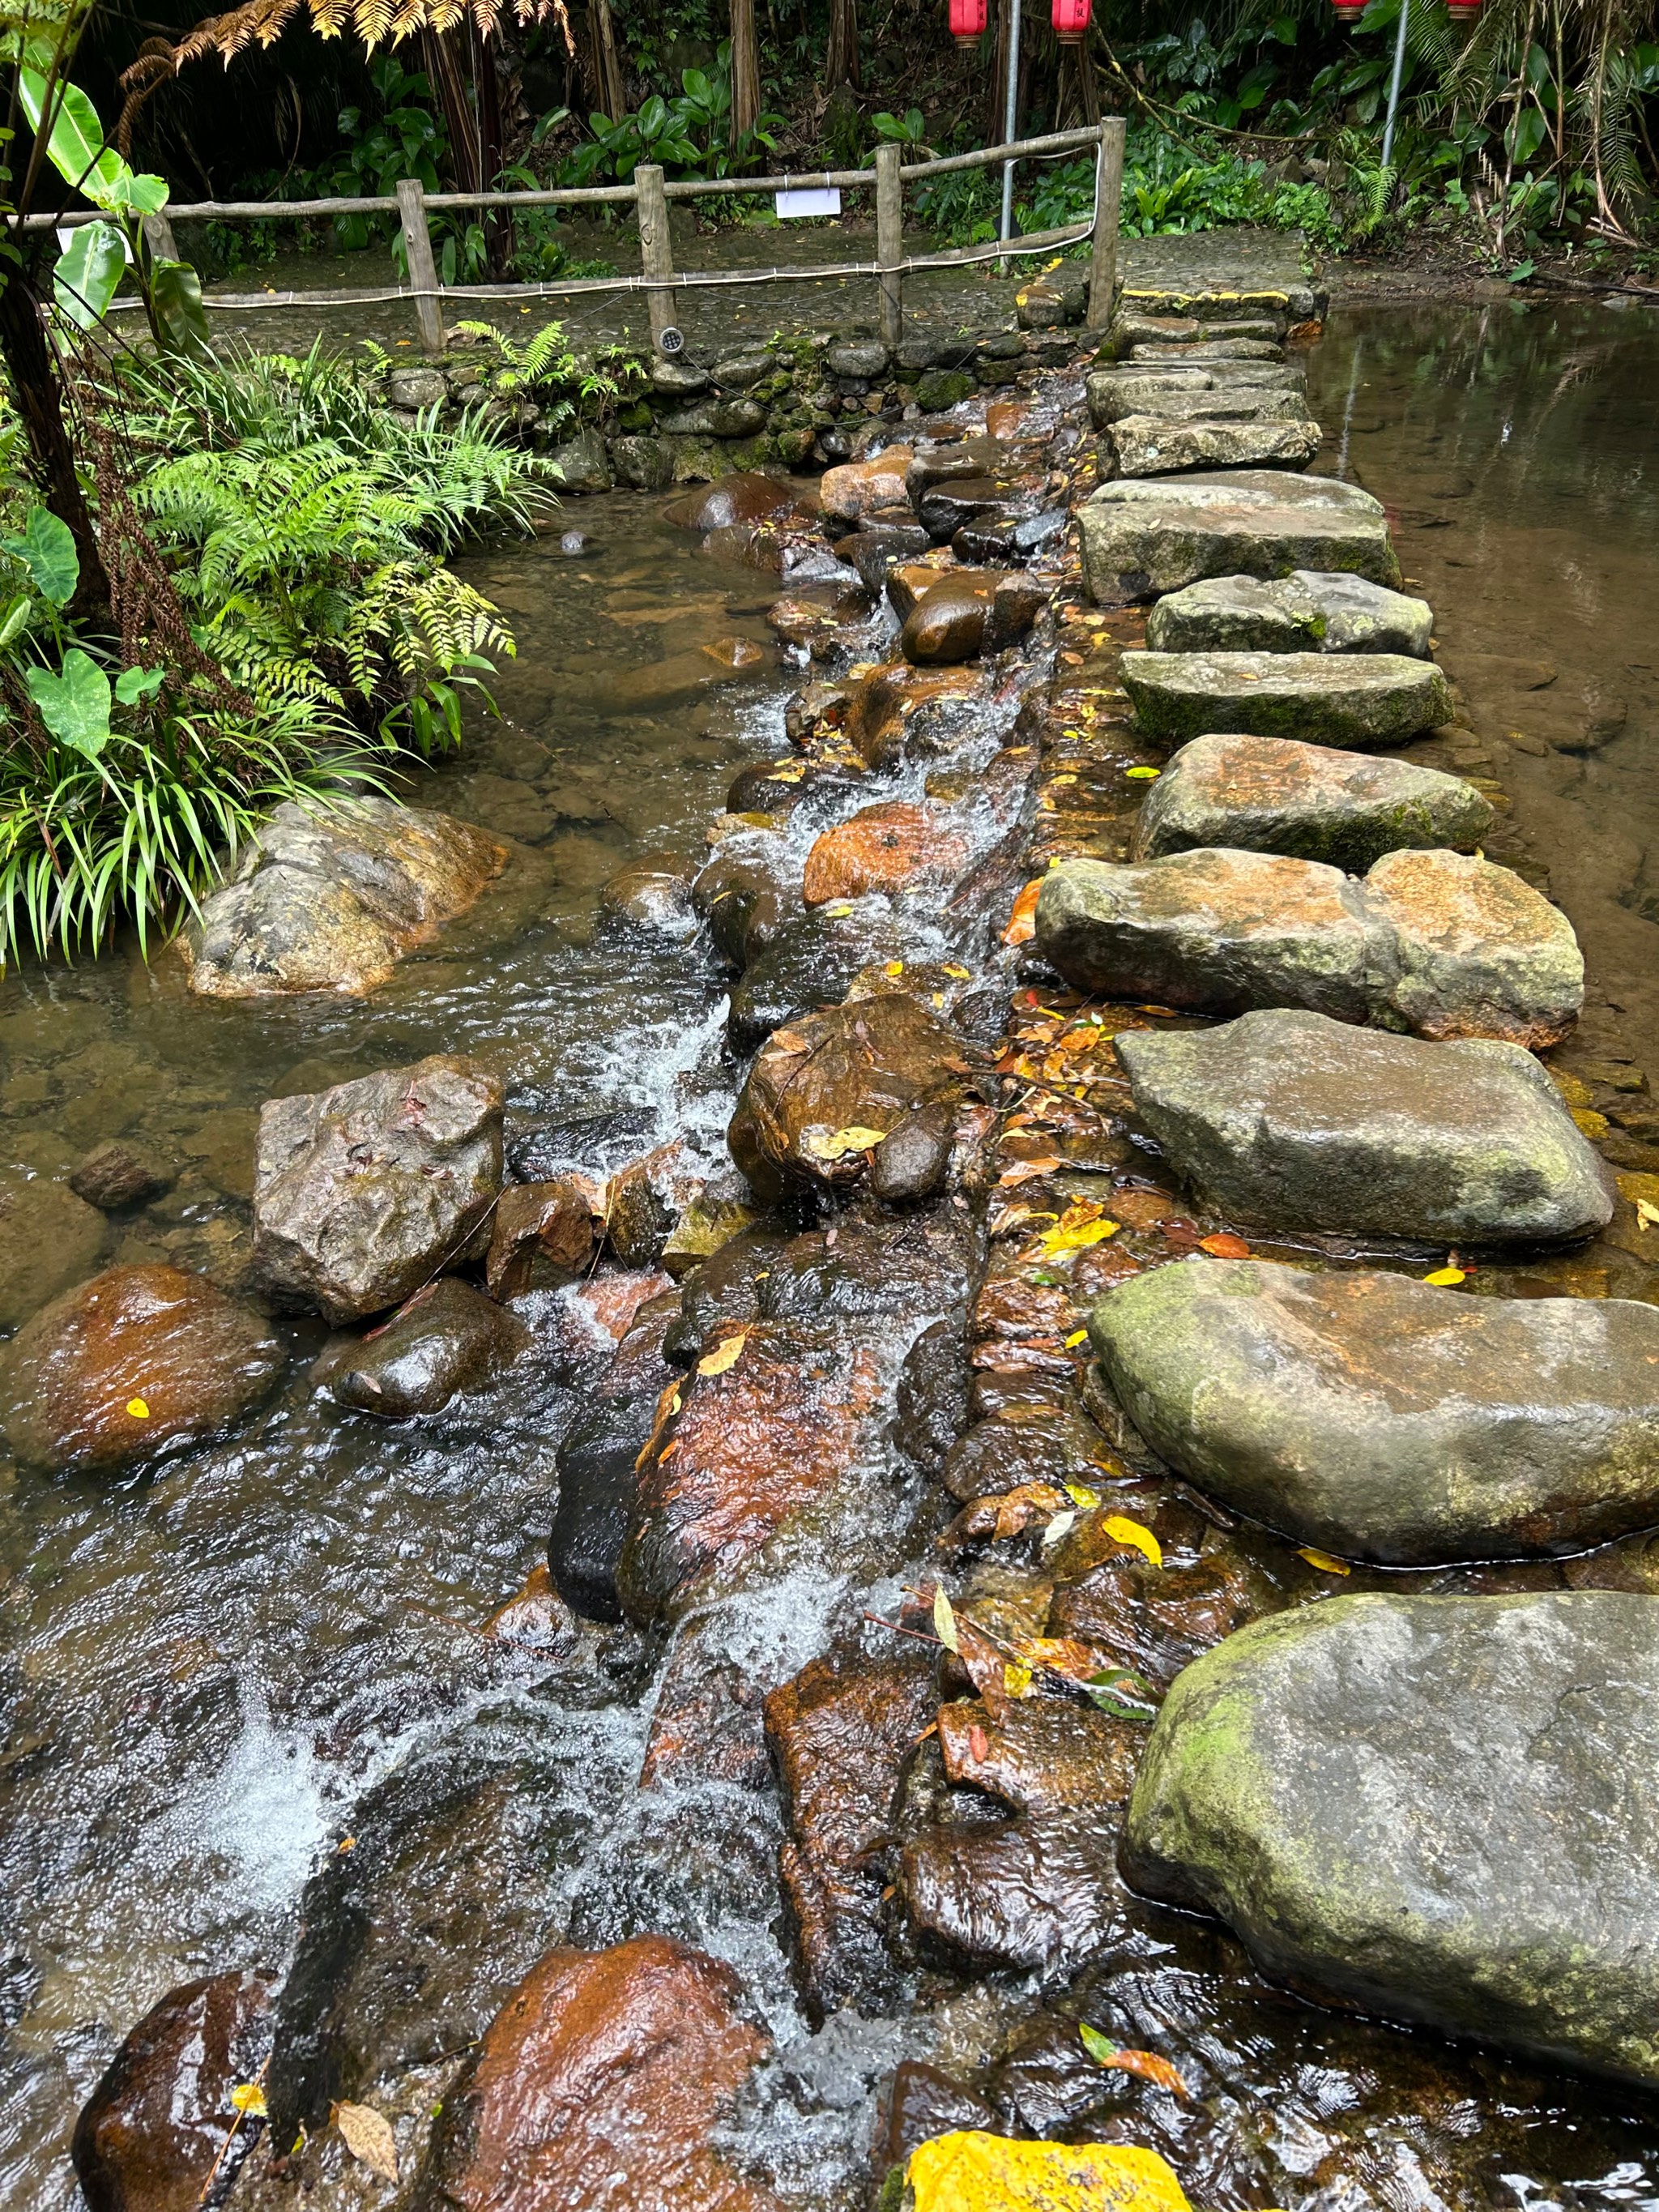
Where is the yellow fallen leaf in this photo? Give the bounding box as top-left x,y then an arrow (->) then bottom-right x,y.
230,2082 -> 267,2117
1037,1217 -> 1120,1253
126,1398 -> 151,1419
1299,1547 -> 1351,1574
332,2100 -> 399,2184
1003,1659 -> 1034,1697
941,963 -> 972,980
907,2131 -> 1192,2212
1102,1514 -> 1162,1567
1064,1327 -> 1090,1348
1637,1198 -> 1659,1232
932,1584 -> 959,1653
1125,765 -> 1161,779
1064,1483 -> 1101,1509
1080,2022 -> 1191,2096
804,1124 -> 890,1160
697,1331 -> 748,1377
1423,1266 -> 1466,1286
822,900 -> 855,917
885,960 -> 905,976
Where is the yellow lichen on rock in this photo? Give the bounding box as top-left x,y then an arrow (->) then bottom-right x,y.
906,2132 -> 1192,2212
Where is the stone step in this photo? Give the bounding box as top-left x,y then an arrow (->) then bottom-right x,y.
1080,472 -> 1399,604
1106,416 -> 1322,478
1090,382 -> 1315,431
1122,649 -> 1452,747
1122,1589 -> 1659,2088
1036,846 -> 1582,1046
1090,1256 -> 1659,1563
1117,282 -> 1323,322
1088,365 -> 1303,427
1111,313 -> 1284,348
1145,571 -> 1433,658
1126,339 -> 1286,364
1131,732 -> 1494,873
1114,1007 -> 1611,1245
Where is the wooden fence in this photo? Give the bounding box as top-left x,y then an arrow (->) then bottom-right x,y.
29,117 -> 1128,357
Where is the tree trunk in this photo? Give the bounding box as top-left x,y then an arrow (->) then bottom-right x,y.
1073,29 -> 1102,125
827,0 -> 861,93
473,27 -> 514,276
589,0 -> 626,121
0,271 -> 111,630
730,0 -> 761,144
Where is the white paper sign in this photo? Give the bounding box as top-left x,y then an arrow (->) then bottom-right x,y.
774,186 -> 842,219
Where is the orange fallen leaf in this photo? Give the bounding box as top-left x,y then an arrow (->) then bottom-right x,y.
1080,2024 -> 1190,2098
1002,878 -> 1043,946
697,1331 -> 749,1377
1199,1233 -> 1252,1259
997,1156 -> 1064,1185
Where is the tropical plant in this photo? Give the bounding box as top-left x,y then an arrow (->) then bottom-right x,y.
556,45 -> 784,183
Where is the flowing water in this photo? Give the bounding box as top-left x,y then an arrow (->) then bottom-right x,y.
2,299 -> 1659,2210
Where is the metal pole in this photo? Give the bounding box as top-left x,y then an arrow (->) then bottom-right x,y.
1381,0 -> 1410,170
999,0 -> 1022,270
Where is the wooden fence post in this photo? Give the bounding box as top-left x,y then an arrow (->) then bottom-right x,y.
396,177 -> 446,353
634,164 -> 679,352
875,141 -> 902,349
1088,117 -> 1125,331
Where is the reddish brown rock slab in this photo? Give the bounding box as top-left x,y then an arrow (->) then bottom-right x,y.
618,1320 -> 886,1623
664,472 -> 798,532
820,446 -> 916,520
765,1651 -> 937,2020
1047,1551 -> 1286,1689
885,554 -> 960,622
420,1936 -> 781,2212
734,992 -> 971,1189
901,570 -> 1002,665
801,802 -> 970,908
482,1561 -> 580,1652
900,1816 -> 1124,1974
72,1970 -> 272,2212
937,1695 -> 1142,1817
842,660 -> 983,770
0,1264 -> 284,1475
485,1176 -> 599,1299
606,1139 -> 704,1267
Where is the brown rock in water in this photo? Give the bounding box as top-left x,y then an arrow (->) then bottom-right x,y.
801,802 -> 970,907
663,472 -> 797,532
936,1695 -> 1141,1817
842,660 -> 983,770
599,851 -> 696,930
900,1815 -> 1124,1973
486,1178 -> 599,1299
1048,1551 -> 1283,1689
71,1970 -> 272,2212
765,1651 -> 937,2021
901,572 -> 1000,665
869,1102 -> 956,1205
69,1141 -> 174,1212
702,634 -> 768,670
482,1561 -> 578,1651
253,1055 -> 502,1323
420,1935 -> 779,2212
1364,846 -> 1584,1048
606,1140 -> 703,1267
873,2061 -> 1000,2181
0,1170 -> 110,1330
734,993 -> 970,1188
640,1625 -> 773,1790
0,1264 -> 284,1475
619,1320 -> 886,1623
181,797 -> 506,999
819,446 -> 915,520
314,1277 -> 528,1417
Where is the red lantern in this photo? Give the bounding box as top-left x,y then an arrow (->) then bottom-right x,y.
1051,0 -> 1090,41
1446,0 -> 1482,18
949,0 -> 987,42
1331,0 -> 1367,20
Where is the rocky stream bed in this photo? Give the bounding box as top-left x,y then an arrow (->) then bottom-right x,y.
7,258 -> 1659,2212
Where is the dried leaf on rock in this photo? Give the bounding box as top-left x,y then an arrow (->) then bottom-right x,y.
332,2101 -> 399,2183
997,1156 -> 1065,1185
906,2129 -> 1192,2212
1002,879 -> 1043,946
1636,1198 -> 1659,1232
1299,1546 -> 1352,1574
803,1124 -> 890,1160
1422,1265 -> 1466,1287
697,1331 -> 749,1378
932,1583 -> 960,1653
1037,1209 -> 1120,1254
1080,2024 -> 1191,2098
1198,1232 -> 1252,1259
1100,1514 -> 1162,1567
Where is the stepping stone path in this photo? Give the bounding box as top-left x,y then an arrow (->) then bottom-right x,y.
1122,648 -> 1454,748
1113,1009 -> 1611,1245
1036,845 -> 1583,1045
1132,732 -> 1495,870
1124,1591 -> 1659,2088
1104,415 -> 1322,478
1145,571 -> 1435,658
1080,472 -> 1400,605
1090,1256 -> 1659,1563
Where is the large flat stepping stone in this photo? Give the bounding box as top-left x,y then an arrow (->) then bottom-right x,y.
1091,382 -> 1315,429
1123,650 -> 1452,748
1127,338 -> 1286,363
1123,1590 -> 1659,2087
1080,472 -> 1399,605
1132,732 -> 1494,872
1114,1008 -> 1611,1245
1037,847 -> 1581,1046
1087,369 -> 1303,427
1107,415 -> 1321,478
1090,1257 -> 1659,1563
1145,571 -> 1433,657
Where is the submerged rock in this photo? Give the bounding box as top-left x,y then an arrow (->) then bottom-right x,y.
725,900 -> 906,1057
549,1287 -> 680,1621
598,851 -> 696,932
900,1814 -> 1124,1975
0,1263 -> 284,1475
69,1139 -> 175,1212
72,1971 -> 272,2212
1132,732 -> 1494,873
315,1278 -> 528,1417
802,802 -> 970,907
1091,1258 -> 1659,1564
1115,1009 -> 1610,1245
1145,570 -> 1435,658
1080,472 -> 1399,606
0,1171 -> 109,1330
485,1177 -> 599,1299
1036,847 -> 1583,1047
1122,1590 -> 1659,2090
253,1055 -> 502,1323
663,472 -> 795,532
181,797 -> 507,998
1122,649 -> 1454,749
419,1935 -> 780,2212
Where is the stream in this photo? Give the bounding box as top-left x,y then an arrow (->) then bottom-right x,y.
3,294 -> 1659,2211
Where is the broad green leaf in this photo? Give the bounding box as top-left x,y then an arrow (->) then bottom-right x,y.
26,648 -> 112,758
0,594 -> 32,648
115,665 -> 164,704
147,259 -> 211,358
105,170 -> 169,214
2,507 -> 78,606
18,70 -> 130,207
53,219 -> 126,330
